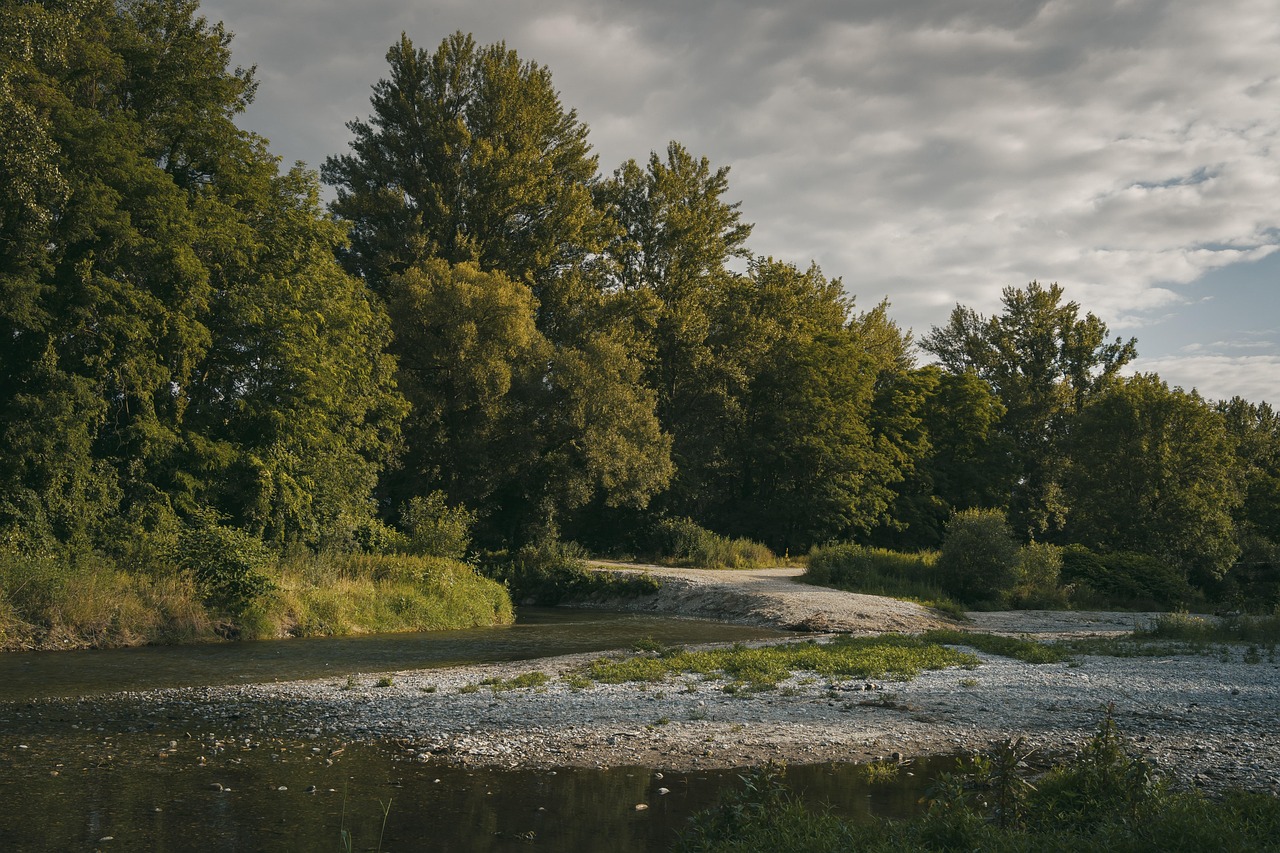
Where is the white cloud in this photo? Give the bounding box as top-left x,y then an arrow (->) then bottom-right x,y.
204,0 -> 1280,401
1132,355 -> 1280,404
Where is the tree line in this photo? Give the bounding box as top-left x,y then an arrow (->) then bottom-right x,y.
2,1 -> 1276,609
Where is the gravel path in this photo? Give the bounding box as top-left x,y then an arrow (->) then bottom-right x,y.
579,563 -> 957,633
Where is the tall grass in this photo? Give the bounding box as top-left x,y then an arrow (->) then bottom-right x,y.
804,544 -> 964,617
0,548 -> 513,650
252,553 -> 513,639
647,517 -> 776,569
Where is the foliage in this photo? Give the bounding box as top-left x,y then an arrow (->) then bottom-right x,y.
1007,541 -> 1068,608
479,542 -> 661,605
804,543 -> 962,615
322,31 -> 610,336
1060,545 -> 1197,609
1062,374 -> 1242,584
937,509 -> 1020,604
0,0 -> 403,557
575,635 -> 979,690
243,552 -> 513,638
1135,611 -> 1280,645
921,630 -> 1069,664
922,282 -> 1137,537
399,492 -> 476,559
646,517 -> 775,569
177,523 -> 275,615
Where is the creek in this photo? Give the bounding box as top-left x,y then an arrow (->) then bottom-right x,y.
0,608 -> 943,851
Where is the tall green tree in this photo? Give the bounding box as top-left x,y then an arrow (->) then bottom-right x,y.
322,31 -> 611,342
382,259 -> 671,544
921,281 -> 1136,536
324,33 -> 672,545
0,0 -> 403,552
681,260 -> 920,550
871,366 -> 1009,549
596,144 -> 755,522
1061,374 -> 1241,585
1217,396 -> 1280,601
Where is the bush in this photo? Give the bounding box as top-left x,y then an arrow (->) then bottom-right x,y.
480,541 -> 660,605
1007,541 -> 1068,608
266,553 -> 513,637
177,524 -> 276,615
937,509 -> 1019,604
399,492 -> 476,559
1061,545 -> 1197,609
647,517 -> 775,569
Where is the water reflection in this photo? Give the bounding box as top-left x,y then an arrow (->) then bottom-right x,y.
0,731 -> 951,852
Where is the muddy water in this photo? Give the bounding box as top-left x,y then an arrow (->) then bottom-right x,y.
0,610 -> 943,851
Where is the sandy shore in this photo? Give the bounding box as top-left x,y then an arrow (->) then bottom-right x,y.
14,566 -> 1280,794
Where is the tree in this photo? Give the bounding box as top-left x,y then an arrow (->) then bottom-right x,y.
1061,374 -> 1241,585
382,259 -> 671,545
322,31 -> 611,342
937,508 -> 1020,603
676,260 -> 921,551
921,281 -> 1136,536
0,0 -> 404,552
872,366 -> 1009,549
1216,397 -> 1280,602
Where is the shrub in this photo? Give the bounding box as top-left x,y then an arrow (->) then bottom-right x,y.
937,509 -> 1019,604
399,492 -> 476,559
177,524 -> 275,615
647,517 -> 774,569
480,541 -> 661,605
1061,545 -> 1196,609
1007,541 -> 1068,608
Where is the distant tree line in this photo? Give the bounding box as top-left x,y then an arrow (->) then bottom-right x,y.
2,1 -> 1276,608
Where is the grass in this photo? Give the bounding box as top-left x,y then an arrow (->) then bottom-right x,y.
803,544 -> 967,618
572,636 -> 979,691
922,630 -> 1071,664
674,712 -> 1280,853
0,547 -> 514,650
647,517 -> 777,569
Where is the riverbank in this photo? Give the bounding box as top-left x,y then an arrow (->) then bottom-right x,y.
6,567 -> 1276,801
17,631 -> 1276,797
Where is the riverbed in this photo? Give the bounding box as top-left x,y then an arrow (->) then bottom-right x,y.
4,569 -> 1280,851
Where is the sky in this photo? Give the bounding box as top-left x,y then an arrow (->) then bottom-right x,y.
202,0 -> 1280,404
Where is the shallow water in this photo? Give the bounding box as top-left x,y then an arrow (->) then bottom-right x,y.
0,608 -> 781,702
0,609 -> 945,851
0,728 -> 949,852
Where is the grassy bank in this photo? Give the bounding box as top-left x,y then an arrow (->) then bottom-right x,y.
0,548 -> 513,651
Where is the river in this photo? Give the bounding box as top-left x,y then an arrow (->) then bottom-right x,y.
0,608 -> 940,851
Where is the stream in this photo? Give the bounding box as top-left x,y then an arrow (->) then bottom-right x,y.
0,608 -> 944,851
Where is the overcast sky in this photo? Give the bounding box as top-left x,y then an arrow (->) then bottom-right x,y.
203,0 -> 1279,404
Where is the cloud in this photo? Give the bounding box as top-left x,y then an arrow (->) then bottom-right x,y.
204,0 -> 1280,401
1131,354 -> 1280,404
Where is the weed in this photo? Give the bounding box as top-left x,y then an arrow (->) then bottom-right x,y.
921,629 -> 1068,663
458,683 -> 481,694
572,635 -> 979,692
375,675 -> 395,688
858,760 -> 901,784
